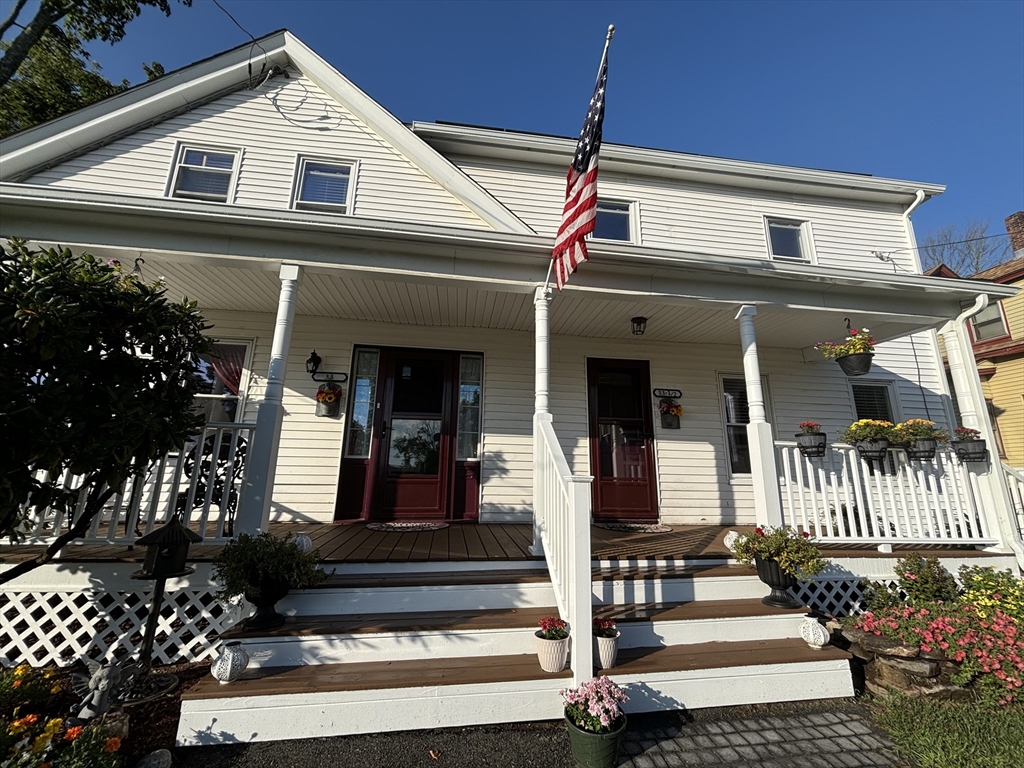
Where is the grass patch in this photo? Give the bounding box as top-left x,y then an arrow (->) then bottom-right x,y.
869,693 -> 1024,768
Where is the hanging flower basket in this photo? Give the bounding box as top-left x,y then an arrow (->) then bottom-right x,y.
905,438 -> 938,461
950,427 -> 988,463
315,383 -> 343,417
795,422 -> 826,458
853,439 -> 890,463
835,353 -> 874,377
894,420 -> 948,462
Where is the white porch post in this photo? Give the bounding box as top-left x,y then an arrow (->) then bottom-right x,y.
941,307 -> 1024,561
236,263 -> 303,535
531,285 -> 553,556
735,305 -> 784,528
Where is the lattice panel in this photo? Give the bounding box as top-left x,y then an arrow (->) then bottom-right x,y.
1,588 -> 242,668
790,578 -> 900,617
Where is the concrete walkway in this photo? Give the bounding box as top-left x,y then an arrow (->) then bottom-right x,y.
173,700 -> 903,768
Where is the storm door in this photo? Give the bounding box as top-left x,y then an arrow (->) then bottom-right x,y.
586,359 -> 659,522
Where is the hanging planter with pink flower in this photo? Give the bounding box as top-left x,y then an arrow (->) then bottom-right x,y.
814,327 -> 876,376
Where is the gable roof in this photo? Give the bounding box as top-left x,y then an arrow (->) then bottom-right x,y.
924,263 -> 962,279
0,31 -> 533,235
970,256 -> 1024,284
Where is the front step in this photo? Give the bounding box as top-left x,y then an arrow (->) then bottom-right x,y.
176,639 -> 852,745
227,599 -> 808,668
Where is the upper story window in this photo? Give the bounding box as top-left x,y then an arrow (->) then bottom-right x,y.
294,158 -> 354,213
969,302 -> 1009,343
765,217 -> 811,261
592,200 -> 633,242
171,146 -> 239,202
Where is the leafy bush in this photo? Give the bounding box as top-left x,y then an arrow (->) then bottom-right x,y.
731,526 -> 826,577
213,532 -> 328,601
960,566 -> 1024,623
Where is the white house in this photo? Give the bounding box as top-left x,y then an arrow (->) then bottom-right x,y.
2,31 -> 1022,745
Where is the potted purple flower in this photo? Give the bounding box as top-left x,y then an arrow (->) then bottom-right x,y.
795,421 -> 827,458
951,426 -> 988,463
561,676 -> 629,768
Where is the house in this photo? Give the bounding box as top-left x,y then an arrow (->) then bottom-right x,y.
2,31 -> 1022,745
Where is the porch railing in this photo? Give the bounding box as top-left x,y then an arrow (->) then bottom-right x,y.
776,441 -> 997,548
533,412 -> 593,685
19,422 -> 254,546
1004,463 -> 1024,539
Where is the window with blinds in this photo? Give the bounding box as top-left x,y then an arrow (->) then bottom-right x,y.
851,384 -> 894,422
295,158 -> 354,213
171,147 -> 239,202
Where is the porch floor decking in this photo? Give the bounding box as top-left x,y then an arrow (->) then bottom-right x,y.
0,522 -> 1001,566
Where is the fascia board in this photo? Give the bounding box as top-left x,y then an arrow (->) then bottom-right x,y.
0,33 -> 292,181
275,33 -> 534,236
3,184 -> 1012,307
412,122 -> 946,206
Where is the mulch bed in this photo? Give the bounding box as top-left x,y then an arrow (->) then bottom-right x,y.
123,661 -> 210,765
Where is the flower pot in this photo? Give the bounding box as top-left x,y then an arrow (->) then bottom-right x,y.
800,614 -> 830,650
594,631 -> 620,669
243,580 -> 291,630
316,399 -> 341,417
795,432 -> 827,458
210,641 -> 249,684
835,353 -> 874,377
951,439 -> 988,463
754,556 -> 803,609
660,412 -> 680,429
853,438 -> 890,463
536,632 -> 569,673
905,438 -> 938,461
564,712 -> 627,768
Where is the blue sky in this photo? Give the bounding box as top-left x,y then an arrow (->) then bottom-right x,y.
7,0 -> 1024,242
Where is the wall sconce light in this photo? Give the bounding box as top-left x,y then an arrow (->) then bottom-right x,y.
305,350 -> 348,383
631,316 -> 648,336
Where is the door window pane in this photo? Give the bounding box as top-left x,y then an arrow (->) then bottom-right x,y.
457,355 -> 483,459
596,369 -> 643,419
345,349 -> 379,458
388,419 -> 441,474
598,423 -> 647,478
392,357 -> 445,414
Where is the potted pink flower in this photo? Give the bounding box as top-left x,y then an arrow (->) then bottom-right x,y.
951,426 -> 987,463
814,327 -> 876,376
536,616 -> 570,673
592,617 -> 619,669
795,421 -> 826,458
561,676 -> 629,768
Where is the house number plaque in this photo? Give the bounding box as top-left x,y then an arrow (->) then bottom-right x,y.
653,389 -> 683,429
653,389 -> 682,399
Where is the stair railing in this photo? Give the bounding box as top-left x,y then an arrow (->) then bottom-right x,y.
1003,463 -> 1024,540
533,411 -> 594,685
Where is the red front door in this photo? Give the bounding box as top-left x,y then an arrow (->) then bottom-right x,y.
587,358 -> 659,522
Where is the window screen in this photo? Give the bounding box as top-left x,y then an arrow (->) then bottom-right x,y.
852,384 -> 894,422
297,160 -> 352,212
766,219 -> 806,260
173,148 -> 236,201
592,201 -> 631,241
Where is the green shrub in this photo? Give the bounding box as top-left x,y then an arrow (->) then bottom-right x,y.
731,526 -> 826,577
213,532 -> 328,600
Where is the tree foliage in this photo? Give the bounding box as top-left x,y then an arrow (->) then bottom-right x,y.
0,240 -> 210,582
919,219 -> 1012,276
0,0 -> 191,88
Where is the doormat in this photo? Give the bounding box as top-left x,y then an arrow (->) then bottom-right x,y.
596,523 -> 673,533
366,522 -> 450,532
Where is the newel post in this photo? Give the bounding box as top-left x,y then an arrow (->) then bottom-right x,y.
735,305 -> 784,528
531,286 -> 553,556
236,263 -> 303,535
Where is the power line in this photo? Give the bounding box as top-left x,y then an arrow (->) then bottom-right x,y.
210,0 -> 269,89
877,232 -> 1010,258
210,0 -> 254,41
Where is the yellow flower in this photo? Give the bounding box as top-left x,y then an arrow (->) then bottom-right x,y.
13,663 -> 30,677
32,732 -> 52,754
43,718 -> 62,735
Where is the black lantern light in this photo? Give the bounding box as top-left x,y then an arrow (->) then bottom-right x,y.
305,350 -> 348,383
631,316 -> 648,336
305,350 -> 323,376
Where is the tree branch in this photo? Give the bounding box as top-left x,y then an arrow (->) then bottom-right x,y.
0,0 -> 31,40
0,483 -> 116,586
0,0 -> 75,87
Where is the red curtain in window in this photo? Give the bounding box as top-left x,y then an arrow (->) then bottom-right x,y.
209,345 -> 245,396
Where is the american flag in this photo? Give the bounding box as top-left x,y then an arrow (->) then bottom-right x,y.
551,53 -> 608,290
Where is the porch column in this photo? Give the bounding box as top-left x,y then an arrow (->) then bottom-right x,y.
236,263 -> 303,535
531,285 -> 553,555
940,303 -> 1024,560
735,305 -> 784,527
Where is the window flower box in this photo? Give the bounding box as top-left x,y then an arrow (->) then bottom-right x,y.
795,422 -> 826,458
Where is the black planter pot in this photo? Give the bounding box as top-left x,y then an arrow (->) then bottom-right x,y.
906,438 -> 938,461
243,580 -> 291,629
835,353 -> 874,377
795,433 -> 827,458
951,439 -> 988,463
854,438 -> 890,463
754,557 -> 803,610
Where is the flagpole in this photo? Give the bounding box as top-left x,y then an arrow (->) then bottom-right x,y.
542,24 -> 614,293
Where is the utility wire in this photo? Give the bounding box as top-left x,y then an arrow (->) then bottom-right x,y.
210,0 -> 268,89
875,232 -> 1010,258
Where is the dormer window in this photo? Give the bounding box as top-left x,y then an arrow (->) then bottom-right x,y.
592,200 -> 633,242
765,217 -> 812,261
294,158 -> 354,213
171,146 -> 239,202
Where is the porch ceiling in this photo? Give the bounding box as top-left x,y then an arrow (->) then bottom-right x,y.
154,258 -> 932,348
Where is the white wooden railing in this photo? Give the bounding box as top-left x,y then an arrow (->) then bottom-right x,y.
1004,463 -> 1024,540
20,423 -> 254,545
533,412 -> 594,685
776,441 -> 996,547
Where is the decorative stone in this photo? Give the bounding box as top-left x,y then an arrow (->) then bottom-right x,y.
840,626 -> 866,643
800,615 -> 831,650
210,641 -> 249,684
885,657 -> 940,678
920,646 -> 947,660
722,530 -> 740,552
871,659 -> 913,690
849,642 -> 873,661
135,749 -> 172,768
96,711 -> 130,740
860,635 -> 919,658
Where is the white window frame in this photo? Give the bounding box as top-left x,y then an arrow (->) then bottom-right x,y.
291,155 -> 358,214
847,379 -> 902,426
194,338 -> 254,424
967,300 -> 1010,343
167,143 -> 242,203
764,217 -> 815,263
590,198 -> 638,244
717,373 -> 774,480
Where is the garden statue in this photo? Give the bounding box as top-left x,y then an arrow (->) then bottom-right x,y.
70,660 -> 122,721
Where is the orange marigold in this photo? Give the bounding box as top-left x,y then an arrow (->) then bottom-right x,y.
63,725 -> 84,741
104,737 -> 121,753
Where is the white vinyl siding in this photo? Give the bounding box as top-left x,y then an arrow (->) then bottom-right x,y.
29,71 -> 489,229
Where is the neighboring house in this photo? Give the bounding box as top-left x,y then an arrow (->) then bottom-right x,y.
2,32 -> 1022,745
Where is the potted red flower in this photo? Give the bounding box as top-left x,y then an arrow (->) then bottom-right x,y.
731,526 -> 825,609
536,616 -> 570,673
795,421 -> 827,458
592,617 -> 619,669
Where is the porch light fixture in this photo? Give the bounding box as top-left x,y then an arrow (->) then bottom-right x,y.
631,317 -> 648,336
305,350 -> 348,383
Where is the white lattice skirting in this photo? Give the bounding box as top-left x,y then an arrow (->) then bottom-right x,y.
1,565 -> 242,668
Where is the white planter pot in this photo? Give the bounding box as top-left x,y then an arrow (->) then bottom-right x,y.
210,641 -> 249,684
535,632 -> 569,673
800,615 -> 831,650
595,631 -> 620,669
